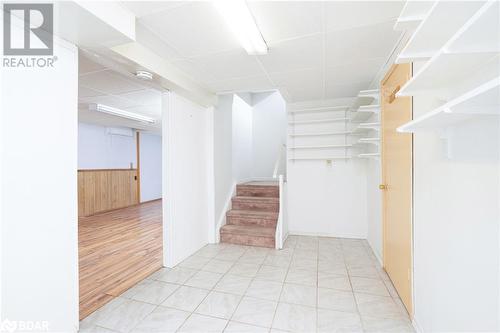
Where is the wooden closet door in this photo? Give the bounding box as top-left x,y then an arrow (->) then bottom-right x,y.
381,63 -> 413,316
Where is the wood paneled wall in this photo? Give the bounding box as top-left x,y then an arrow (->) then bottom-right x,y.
78,169 -> 139,217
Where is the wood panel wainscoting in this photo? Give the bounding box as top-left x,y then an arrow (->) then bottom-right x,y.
79,200 -> 163,319
78,169 -> 139,217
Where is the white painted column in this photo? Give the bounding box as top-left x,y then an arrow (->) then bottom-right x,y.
0,37 -> 79,332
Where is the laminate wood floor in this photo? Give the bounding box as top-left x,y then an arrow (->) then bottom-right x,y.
79,200 -> 163,320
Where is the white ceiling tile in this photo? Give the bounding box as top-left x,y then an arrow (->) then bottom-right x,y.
248,1 -> 324,43
79,53 -> 106,75
258,34 -> 324,74
325,1 -> 404,31
120,1 -> 186,18
135,23 -> 182,61
139,2 -> 240,57
190,50 -> 266,81
326,21 -> 402,66
79,70 -> 146,95
270,68 -> 324,102
208,76 -> 273,93
325,57 -> 386,85
123,105 -> 162,117
325,81 -> 371,99
117,89 -> 162,106
170,59 -> 217,84
78,86 -> 105,98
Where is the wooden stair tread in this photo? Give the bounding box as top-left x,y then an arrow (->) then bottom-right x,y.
220,224 -> 275,237
233,196 -> 279,202
227,209 -> 278,218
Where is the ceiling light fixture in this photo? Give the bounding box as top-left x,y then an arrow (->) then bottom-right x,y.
214,0 -> 268,55
89,104 -> 156,124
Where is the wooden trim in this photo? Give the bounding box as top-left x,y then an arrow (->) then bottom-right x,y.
136,131 -> 141,203
78,169 -> 137,172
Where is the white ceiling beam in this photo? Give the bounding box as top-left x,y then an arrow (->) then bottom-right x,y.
111,42 -> 217,107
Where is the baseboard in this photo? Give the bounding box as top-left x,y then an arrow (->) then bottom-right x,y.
288,231 -> 366,239
214,182 -> 236,243
366,238 -> 383,266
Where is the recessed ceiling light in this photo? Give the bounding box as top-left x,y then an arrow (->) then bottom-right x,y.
214,0 -> 268,55
89,104 -> 156,124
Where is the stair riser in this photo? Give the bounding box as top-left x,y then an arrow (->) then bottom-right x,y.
232,200 -> 279,212
221,233 -> 275,248
236,187 -> 279,198
227,215 -> 277,227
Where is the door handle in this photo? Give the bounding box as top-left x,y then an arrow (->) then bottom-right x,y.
379,184 -> 387,190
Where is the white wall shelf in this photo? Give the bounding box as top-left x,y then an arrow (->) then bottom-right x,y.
357,89 -> 380,103
396,1 -> 484,63
350,105 -> 380,122
288,156 -> 351,161
358,153 -> 380,159
290,144 -> 352,150
357,137 -> 380,145
289,131 -> 352,137
288,105 -> 350,114
398,76 -> 500,133
398,1 -> 500,99
356,122 -> 380,131
289,118 -> 348,125
394,1 -> 434,31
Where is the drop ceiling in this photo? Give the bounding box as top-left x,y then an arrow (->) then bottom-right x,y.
78,53 -> 163,132
120,1 -> 405,103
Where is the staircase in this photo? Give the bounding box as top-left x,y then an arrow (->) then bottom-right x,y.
220,182 -> 279,248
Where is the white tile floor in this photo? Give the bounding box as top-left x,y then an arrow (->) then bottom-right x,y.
80,236 -> 415,333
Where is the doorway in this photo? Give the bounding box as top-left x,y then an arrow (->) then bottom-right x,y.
77,52 -> 164,319
380,63 -> 413,316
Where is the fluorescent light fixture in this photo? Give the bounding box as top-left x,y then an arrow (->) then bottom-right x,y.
214,0 -> 268,55
89,104 -> 156,124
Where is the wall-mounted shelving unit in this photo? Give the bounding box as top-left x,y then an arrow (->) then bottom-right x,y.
396,1 -> 484,64
288,105 -> 350,115
398,1 -> 500,100
350,105 -> 380,122
395,0 -> 500,135
358,153 -> 380,159
393,1 -> 434,32
289,131 -> 352,137
290,144 -> 352,150
357,137 -> 380,145
398,77 -> 500,132
288,156 -> 352,161
288,117 -> 349,125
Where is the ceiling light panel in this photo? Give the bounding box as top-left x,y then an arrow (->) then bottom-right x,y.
214,0 -> 268,55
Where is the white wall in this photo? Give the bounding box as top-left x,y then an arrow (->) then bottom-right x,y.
252,91 -> 287,179
232,94 -> 253,182
287,161 -> 368,238
163,92 -> 211,267
412,86 -> 500,331
214,94 -> 235,241
1,37 -> 79,332
365,159 -> 382,262
78,122 -> 136,169
286,99 -> 368,239
139,132 -> 162,202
